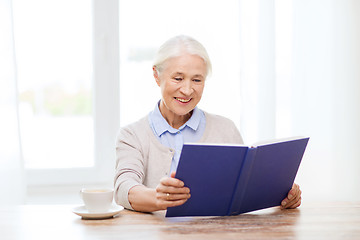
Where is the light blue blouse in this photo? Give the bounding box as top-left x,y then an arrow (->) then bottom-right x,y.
148,101 -> 206,174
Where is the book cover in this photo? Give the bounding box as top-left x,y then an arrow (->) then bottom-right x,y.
165,137 -> 309,217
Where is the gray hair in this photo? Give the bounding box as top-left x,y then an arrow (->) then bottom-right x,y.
153,35 -> 212,77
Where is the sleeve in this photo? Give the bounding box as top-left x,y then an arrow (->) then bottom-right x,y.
114,126 -> 145,210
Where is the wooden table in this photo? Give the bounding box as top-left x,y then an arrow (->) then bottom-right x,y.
1,202 -> 359,240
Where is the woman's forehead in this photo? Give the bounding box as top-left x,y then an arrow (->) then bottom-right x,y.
162,54 -> 207,72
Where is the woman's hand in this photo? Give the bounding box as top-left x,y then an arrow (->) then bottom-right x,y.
155,172 -> 191,210
128,172 -> 190,212
281,183 -> 302,209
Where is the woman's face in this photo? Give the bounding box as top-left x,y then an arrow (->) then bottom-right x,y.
154,54 -> 206,125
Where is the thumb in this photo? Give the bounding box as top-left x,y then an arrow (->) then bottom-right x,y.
170,171 -> 176,178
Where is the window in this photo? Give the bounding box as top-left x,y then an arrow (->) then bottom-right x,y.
13,0 -> 119,186
13,0 -> 93,169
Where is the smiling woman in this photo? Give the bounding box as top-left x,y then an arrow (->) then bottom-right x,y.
115,35 -> 245,212
154,53 -> 206,129
114,35 -> 302,213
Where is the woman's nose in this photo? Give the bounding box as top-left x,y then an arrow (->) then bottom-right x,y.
180,80 -> 193,95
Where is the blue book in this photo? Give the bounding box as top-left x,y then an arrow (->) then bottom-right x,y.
165,137 -> 309,217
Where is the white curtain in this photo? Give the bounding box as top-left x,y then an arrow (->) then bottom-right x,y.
0,0 -> 25,204
240,0 -> 360,201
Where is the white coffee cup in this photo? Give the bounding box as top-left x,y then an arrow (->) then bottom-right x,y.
80,188 -> 114,213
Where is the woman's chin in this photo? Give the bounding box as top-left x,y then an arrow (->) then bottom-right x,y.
173,106 -> 195,117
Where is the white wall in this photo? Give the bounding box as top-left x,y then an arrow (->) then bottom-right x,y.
239,0 -> 360,201
288,0 -> 360,201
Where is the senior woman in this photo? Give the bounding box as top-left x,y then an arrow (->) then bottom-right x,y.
114,35 -> 302,213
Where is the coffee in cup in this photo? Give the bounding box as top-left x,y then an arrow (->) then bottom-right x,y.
80,188 -> 114,213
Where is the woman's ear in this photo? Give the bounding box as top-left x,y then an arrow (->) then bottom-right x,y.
153,66 -> 161,86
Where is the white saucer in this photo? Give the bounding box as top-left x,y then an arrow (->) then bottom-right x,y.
72,204 -> 124,219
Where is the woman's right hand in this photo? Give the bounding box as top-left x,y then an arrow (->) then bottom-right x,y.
128,172 -> 190,212
155,172 -> 191,210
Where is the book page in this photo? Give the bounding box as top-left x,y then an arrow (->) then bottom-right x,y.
251,136 -> 308,147
184,142 -> 247,147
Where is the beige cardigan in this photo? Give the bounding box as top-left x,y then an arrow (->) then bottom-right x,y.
114,112 -> 243,210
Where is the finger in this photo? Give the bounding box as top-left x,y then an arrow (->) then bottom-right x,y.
282,184 -> 300,206
157,198 -> 189,210
287,183 -> 300,200
160,176 -> 185,188
281,189 -> 302,209
170,172 -> 176,178
160,192 -> 191,201
166,199 -> 189,208
291,198 -> 302,208
156,185 -> 190,195
155,192 -> 190,210
287,190 -> 302,208
283,195 -> 301,209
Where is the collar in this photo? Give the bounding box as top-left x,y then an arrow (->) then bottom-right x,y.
150,101 -> 201,136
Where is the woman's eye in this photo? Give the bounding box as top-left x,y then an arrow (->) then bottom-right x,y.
174,77 -> 182,81
193,79 -> 202,83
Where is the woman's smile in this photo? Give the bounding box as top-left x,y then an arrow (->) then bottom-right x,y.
175,97 -> 192,103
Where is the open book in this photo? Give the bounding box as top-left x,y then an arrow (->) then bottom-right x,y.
166,137 -> 309,217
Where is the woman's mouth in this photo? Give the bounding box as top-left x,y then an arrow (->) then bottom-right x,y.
175,97 -> 191,103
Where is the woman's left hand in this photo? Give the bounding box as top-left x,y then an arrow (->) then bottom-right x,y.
281,183 -> 302,209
